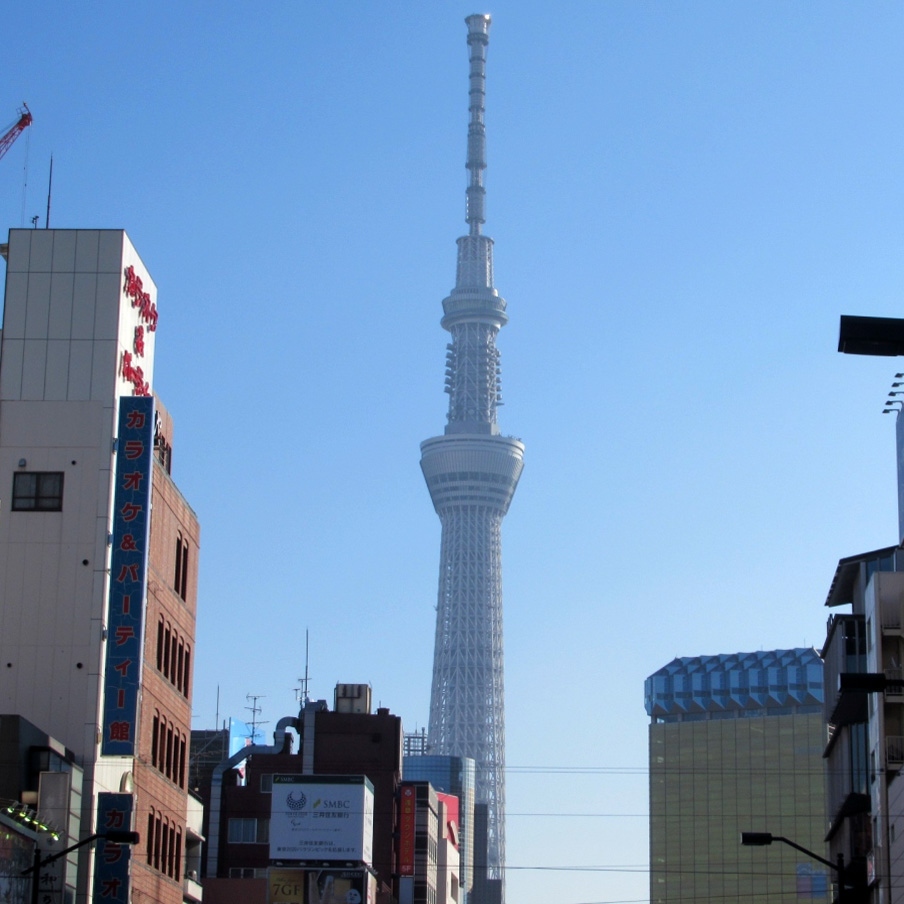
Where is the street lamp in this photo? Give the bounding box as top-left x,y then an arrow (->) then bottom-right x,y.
838,315 -> 904,357
839,672 -> 904,693
22,829 -> 140,904
740,832 -> 850,902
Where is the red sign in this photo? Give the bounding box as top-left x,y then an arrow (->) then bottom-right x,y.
436,792 -> 460,848
398,785 -> 416,876
120,351 -> 150,397
123,266 -> 158,331
119,267 -> 156,395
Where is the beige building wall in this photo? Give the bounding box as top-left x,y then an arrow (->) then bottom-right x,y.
0,229 -> 156,755
650,713 -> 827,904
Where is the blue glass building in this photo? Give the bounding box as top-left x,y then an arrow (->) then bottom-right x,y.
645,647 -> 824,722
403,754 -> 476,904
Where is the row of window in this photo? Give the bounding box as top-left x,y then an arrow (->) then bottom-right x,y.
151,712 -> 187,789
228,817 -> 270,844
147,807 -> 183,880
156,617 -> 191,697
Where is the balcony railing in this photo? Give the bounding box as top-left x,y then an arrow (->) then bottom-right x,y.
184,871 -> 203,903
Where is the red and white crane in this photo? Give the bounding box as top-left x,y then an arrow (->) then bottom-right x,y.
0,104 -> 32,163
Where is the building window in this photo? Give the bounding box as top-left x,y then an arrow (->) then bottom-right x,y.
227,817 -> 269,844
183,647 -> 191,697
156,619 -> 164,671
174,534 -> 189,600
12,472 -> 63,511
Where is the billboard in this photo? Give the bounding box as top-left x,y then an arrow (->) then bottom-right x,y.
268,867 -> 374,904
270,776 -> 374,865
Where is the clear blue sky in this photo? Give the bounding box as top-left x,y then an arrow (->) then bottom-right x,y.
3,4 -> 904,903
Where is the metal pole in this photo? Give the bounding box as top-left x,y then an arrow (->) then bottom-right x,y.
30,845 -> 39,904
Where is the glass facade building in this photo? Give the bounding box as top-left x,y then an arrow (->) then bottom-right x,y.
646,649 -> 828,904
403,754 -> 476,904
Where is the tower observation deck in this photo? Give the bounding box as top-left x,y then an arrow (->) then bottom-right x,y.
420,14 -> 524,892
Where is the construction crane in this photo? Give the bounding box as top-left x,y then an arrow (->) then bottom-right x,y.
0,104 -> 32,163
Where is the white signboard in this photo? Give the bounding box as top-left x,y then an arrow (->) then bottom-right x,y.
270,775 -> 374,866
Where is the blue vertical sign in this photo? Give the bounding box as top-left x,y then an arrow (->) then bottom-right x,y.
101,396 -> 154,756
93,793 -> 134,904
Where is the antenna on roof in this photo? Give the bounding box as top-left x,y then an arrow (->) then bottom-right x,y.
295,629 -> 311,707
245,694 -> 268,741
45,156 -> 53,228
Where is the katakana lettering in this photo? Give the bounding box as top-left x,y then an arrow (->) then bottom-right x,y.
115,626 -> 135,646
116,564 -> 139,582
120,502 -> 142,522
100,877 -> 122,897
104,809 -> 125,829
113,660 -> 131,677
122,471 -> 143,491
125,408 -> 145,429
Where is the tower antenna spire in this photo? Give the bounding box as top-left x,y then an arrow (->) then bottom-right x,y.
420,16 -> 524,900
465,14 -> 490,237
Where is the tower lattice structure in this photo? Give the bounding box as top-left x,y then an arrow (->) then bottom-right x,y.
420,14 -> 524,888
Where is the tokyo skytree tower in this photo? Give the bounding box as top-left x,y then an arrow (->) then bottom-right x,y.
420,13 -> 524,884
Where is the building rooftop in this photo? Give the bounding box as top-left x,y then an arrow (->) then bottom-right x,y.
644,648 -> 823,721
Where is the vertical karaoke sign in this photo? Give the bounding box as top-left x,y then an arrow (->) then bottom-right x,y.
93,792 -> 134,904
101,395 -> 155,756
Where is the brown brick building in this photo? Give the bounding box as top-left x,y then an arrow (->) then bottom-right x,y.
195,689 -> 403,904
130,399 -> 202,904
